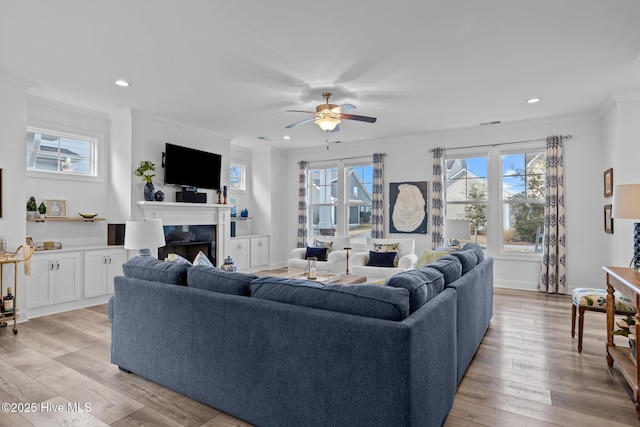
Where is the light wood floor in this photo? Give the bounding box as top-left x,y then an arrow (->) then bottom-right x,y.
0,288 -> 639,426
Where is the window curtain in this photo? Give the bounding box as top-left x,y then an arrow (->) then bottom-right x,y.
430,147 -> 445,249
539,135 -> 567,294
297,161 -> 308,248
371,153 -> 385,238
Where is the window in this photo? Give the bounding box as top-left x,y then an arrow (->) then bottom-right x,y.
308,161 -> 373,244
444,145 -> 546,254
501,151 -> 546,253
230,162 -> 246,191
26,128 -> 96,177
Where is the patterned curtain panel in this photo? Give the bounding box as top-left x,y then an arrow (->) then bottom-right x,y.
539,136 -> 567,294
297,161 -> 308,248
430,147 -> 445,249
371,153 -> 385,238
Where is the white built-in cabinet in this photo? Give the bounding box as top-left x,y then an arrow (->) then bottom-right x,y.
250,236 -> 269,268
83,248 -> 125,298
28,251 -> 82,309
230,235 -> 269,270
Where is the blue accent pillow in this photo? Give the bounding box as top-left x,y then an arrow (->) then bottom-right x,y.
305,246 -> 329,262
188,265 -> 257,296
250,277 -> 410,321
427,255 -> 462,285
367,251 -> 397,267
385,267 -> 445,313
450,250 -> 478,275
122,256 -> 190,286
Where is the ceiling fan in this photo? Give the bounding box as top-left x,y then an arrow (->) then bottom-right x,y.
285,92 -> 377,132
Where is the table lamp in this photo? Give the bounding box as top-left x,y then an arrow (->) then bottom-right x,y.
612,184 -> 640,271
124,218 -> 166,257
444,219 -> 471,246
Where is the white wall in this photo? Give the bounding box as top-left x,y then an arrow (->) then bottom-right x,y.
285,114 -> 604,291
601,93 -> 640,268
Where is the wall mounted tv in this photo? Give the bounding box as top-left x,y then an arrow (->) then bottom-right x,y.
163,143 -> 222,190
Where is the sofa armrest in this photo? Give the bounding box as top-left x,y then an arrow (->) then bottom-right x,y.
290,247 -> 307,260
398,253 -> 418,270
326,249 -> 347,263
350,252 -> 368,267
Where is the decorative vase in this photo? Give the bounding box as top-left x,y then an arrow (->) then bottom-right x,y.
144,182 -> 155,201
154,190 -> 165,202
221,255 -> 237,272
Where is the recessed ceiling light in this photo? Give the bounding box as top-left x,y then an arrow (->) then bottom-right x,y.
115,80 -> 131,87
283,135 -> 291,140
526,98 -> 541,104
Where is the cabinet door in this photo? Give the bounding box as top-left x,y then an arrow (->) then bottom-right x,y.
230,239 -> 250,270
84,251 -> 107,298
27,257 -> 54,309
106,249 -> 125,294
54,253 -> 81,304
250,236 -> 269,268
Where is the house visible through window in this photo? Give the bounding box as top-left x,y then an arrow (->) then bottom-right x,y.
308,161 -> 373,244
230,162 -> 246,191
444,146 -> 546,254
26,128 -> 96,177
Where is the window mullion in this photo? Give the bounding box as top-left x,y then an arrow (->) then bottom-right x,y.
486,147 -> 501,253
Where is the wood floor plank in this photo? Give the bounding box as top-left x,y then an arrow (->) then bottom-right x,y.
18,395 -> 109,427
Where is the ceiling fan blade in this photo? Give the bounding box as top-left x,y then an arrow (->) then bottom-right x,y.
331,124 -> 340,133
341,103 -> 357,112
340,113 -> 377,123
286,117 -> 317,128
285,109 -> 315,114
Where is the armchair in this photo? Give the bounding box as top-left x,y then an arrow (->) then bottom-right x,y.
351,238 -> 418,280
288,236 -> 351,275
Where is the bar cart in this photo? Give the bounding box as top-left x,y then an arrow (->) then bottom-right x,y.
0,245 -> 34,334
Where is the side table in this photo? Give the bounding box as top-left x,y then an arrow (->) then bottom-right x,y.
603,266 -> 640,418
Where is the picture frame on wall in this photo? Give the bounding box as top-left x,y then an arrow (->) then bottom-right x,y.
45,199 -> 67,217
604,168 -> 613,197
604,204 -> 613,234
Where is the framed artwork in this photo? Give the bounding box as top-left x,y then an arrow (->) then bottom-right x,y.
604,204 -> 613,234
604,168 -> 613,197
389,181 -> 428,234
45,199 -> 67,217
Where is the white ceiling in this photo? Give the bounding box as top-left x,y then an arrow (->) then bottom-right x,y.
1,1 -> 639,149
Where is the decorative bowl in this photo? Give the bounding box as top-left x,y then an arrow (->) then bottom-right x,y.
79,212 -> 98,219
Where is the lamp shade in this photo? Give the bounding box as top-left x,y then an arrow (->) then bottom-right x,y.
124,219 -> 166,251
612,184 -> 640,219
315,116 -> 340,132
444,219 -> 471,240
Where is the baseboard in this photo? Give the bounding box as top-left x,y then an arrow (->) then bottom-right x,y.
494,278 -> 539,291
21,294 -> 112,321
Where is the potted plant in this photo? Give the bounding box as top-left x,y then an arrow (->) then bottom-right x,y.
134,160 -> 156,201
613,315 -> 637,358
38,202 -> 47,218
26,196 -> 38,218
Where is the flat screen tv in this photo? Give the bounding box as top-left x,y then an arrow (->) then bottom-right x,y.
164,143 -> 222,190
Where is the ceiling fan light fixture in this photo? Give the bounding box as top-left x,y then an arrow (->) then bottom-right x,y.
315,116 -> 341,131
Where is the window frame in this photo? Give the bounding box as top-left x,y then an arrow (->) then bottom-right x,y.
444,142 -> 546,256
26,125 -> 102,183
229,162 -> 247,192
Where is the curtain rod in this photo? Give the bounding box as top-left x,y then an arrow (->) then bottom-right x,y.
299,153 -> 386,164
429,134 -> 572,152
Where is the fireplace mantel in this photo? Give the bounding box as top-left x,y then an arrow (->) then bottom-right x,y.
136,201 -> 231,267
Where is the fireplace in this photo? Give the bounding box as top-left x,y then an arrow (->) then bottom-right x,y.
159,224 -> 216,265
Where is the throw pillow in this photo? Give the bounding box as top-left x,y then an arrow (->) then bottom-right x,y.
193,251 -> 214,267
165,253 -> 192,264
314,239 -> 333,254
305,246 -> 329,262
372,242 -> 400,267
367,250 -> 397,267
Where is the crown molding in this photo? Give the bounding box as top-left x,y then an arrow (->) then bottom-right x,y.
28,95 -> 109,120
130,108 -> 232,140
0,70 -> 33,89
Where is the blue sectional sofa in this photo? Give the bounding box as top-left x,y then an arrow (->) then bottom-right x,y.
107,243 -> 492,427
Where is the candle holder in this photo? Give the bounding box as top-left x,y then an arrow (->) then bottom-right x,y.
305,257 -> 317,280
217,191 -> 222,204
344,246 -> 351,274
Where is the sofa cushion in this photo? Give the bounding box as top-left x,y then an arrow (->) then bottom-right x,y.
427,255 -> 462,284
305,246 -> 329,262
188,265 -> 257,296
460,242 -> 484,264
122,256 -> 190,286
450,251 -> 478,275
385,267 -> 444,313
250,277 -> 410,321
367,250 -> 397,268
